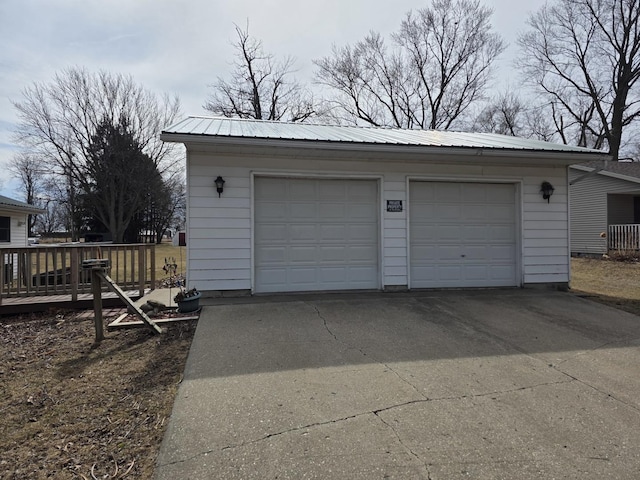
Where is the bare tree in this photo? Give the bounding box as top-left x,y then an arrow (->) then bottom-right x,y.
315,0 -> 505,130
472,90 -> 559,141
473,91 -> 528,136
12,67 -> 181,241
518,0 -> 640,160
8,152 -> 46,236
204,23 -> 316,122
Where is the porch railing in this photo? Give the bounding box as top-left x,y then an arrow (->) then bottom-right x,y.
0,243 -> 156,305
608,224 -> 640,251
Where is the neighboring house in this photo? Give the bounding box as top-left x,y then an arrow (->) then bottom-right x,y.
161,116 -> 606,296
0,195 -> 45,247
570,161 -> 640,255
0,195 -> 45,282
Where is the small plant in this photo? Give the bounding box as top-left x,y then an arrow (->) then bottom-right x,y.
174,286 -> 199,303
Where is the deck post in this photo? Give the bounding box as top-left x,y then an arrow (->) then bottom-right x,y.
150,244 -> 156,291
138,245 -> 145,297
91,268 -> 104,343
71,248 -> 79,302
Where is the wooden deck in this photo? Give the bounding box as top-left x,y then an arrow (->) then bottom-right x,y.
0,289 -> 148,316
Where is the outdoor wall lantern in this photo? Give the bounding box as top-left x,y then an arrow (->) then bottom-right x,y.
214,176 -> 225,197
540,181 -> 555,203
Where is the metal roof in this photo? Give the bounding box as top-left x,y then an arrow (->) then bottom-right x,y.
162,116 -> 606,155
0,195 -> 45,214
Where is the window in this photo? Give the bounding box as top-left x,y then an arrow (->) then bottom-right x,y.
0,217 -> 10,242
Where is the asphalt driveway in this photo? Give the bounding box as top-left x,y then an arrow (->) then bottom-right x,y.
155,290 -> 640,479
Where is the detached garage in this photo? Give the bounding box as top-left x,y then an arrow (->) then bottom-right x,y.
161,116 -> 607,296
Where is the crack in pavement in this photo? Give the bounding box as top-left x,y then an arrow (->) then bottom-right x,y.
160,378 -> 576,469
307,302 -> 338,342
549,364 -> 640,413
307,301 -> 427,398
373,411 -> 433,479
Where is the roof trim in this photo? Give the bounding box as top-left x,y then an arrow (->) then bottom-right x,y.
570,164 -> 640,185
161,132 -> 608,165
0,195 -> 46,215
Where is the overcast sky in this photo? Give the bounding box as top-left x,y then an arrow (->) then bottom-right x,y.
0,0 -> 547,198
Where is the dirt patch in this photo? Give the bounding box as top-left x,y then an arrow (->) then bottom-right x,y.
0,309 -> 196,479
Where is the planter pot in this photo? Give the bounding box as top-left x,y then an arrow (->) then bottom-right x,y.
176,292 -> 201,313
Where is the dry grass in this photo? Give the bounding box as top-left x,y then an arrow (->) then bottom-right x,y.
571,256 -> 640,315
153,243 -> 187,282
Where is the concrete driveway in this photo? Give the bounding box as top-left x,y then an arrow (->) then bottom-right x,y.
154,290 -> 640,479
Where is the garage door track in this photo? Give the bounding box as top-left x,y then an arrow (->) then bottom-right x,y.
155,290 -> 640,479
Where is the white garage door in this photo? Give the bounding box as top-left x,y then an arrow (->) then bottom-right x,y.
254,177 -> 379,293
410,181 -> 518,288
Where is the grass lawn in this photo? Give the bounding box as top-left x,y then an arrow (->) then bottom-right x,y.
571,256 -> 640,316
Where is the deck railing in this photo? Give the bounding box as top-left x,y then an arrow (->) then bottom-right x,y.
0,243 -> 156,304
608,224 -> 640,251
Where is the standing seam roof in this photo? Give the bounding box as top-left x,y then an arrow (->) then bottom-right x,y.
162,116 -> 607,154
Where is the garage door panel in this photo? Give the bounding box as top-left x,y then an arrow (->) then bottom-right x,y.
436,245 -> 464,260
348,203 -> 378,219
289,268 -> 318,284
256,202 -> 287,218
290,203 -> 317,219
319,267 -> 347,283
491,265 -> 517,280
319,203 -> 346,219
462,225 -> 489,241
256,268 -> 287,287
348,266 -> 379,282
437,225 -> 463,241
319,245 -> 347,262
465,205 -> 488,219
255,246 -> 287,263
462,184 -> 488,202
255,224 -> 285,242
435,183 -> 461,201
410,181 -> 517,288
349,223 -> 378,240
433,204 -> 462,220
290,224 -> 317,240
490,226 -> 516,242
349,181 -> 378,197
348,245 -> 378,261
488,205 -> 515,221
489,245 -> 517,261
290,246 -> 318,262
290,180 -> 316,199
466,265 -> 489,280
319,224 -> 346,240
318,182 -> 346,199
255,177 -> 379,293
255,178 -> 287,198
487,186 -> 514,203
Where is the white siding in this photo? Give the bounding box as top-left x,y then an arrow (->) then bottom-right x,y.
187,161 -> 252,291
382,174 -> 408,286
186,148 -> 571,292
0,213 -> 30,280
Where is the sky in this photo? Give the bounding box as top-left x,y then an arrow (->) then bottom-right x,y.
0,0 -> 547,199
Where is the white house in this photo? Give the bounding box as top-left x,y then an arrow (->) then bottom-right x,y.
161,117 -> 607,296
0,195 -> 44,247
0,195 -> 45,282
